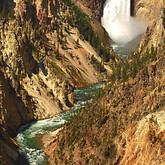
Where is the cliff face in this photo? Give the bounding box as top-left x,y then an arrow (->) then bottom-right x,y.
0,18 -> 72,120
44,0 -> 165,164
73,0 -> 110,45
135,0 -> 164,53
73,0 -> 106,19
0,0 -> 116,164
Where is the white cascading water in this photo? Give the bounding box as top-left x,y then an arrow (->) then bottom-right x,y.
101,0 -> 147,46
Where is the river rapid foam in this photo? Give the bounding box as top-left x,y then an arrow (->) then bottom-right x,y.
15,83 -> 105,165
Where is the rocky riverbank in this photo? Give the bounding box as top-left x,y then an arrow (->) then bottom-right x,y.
41,128 -> 63,151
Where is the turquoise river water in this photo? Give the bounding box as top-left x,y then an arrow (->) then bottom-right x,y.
15,83 -> 105,165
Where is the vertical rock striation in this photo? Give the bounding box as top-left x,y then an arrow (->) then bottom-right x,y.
135,0 -> 164,53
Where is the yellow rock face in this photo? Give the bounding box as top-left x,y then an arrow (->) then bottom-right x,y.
135,0 -> 164,51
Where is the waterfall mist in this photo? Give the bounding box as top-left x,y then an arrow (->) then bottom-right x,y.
101,0 -> 147,47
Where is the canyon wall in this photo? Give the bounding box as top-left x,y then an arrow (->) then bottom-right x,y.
135,0 -> 164,53
72,0 -> 110,45
73,0 -> 106,19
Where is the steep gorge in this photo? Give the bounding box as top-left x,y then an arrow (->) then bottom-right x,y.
0,0 -> 164,164
44,0 -> 165,164
0,0 -> 118,164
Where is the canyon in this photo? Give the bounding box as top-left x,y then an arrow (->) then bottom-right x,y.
44,0 -> 165,164
0,0 -> 164,164
0,0 -> 117,164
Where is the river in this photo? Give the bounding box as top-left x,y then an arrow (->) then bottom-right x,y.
111,44 -> 131,58
15,83 -> 105,165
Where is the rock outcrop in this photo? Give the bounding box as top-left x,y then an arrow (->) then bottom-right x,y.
73,0 -> 106,20
135,0 -> 164,53
0,60 -> 34,164
72,0 -> 110,45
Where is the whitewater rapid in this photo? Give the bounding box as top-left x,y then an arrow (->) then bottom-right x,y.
15,83 -> 105,165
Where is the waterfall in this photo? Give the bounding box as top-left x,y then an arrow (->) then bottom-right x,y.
101,0 -> 147,46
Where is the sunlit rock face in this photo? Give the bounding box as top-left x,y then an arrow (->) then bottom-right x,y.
134,0 -> 164,53
101,0 -> 147,46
